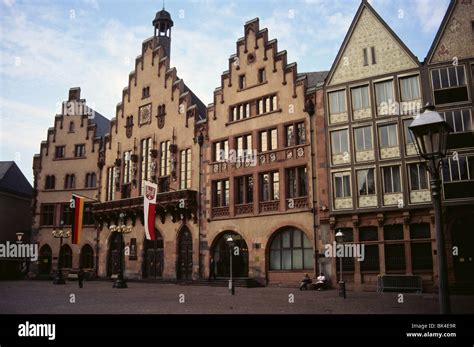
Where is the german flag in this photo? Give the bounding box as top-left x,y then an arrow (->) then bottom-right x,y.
71,194 -> 85,244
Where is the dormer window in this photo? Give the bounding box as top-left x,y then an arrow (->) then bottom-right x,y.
142,86 -> 150,99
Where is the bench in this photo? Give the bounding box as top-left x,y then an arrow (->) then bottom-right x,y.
377,275 -> 422,294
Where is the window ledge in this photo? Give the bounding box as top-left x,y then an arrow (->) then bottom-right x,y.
226,108 -> 282,126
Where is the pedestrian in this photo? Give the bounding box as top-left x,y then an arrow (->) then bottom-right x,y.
299,273 -> 312,290
78,268 -> 85,288
315,272 -> 327,291
208,257 -> 217,280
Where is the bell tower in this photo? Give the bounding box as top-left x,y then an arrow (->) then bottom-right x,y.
152,6 -> 174,58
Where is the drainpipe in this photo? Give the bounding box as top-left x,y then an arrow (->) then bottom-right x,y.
197,132 -> 204,278
305,93 -> 318,279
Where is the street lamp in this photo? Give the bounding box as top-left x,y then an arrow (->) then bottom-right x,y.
226,236 -> 235,295
52,222 -> 70,285
335,229 -> 346,299
409,103 -> 452,314
109,213 -> 133,289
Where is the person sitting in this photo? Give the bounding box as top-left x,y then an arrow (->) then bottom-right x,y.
315,272 -> 327,291
299,273 -> 313,290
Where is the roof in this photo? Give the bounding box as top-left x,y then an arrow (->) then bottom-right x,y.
0,161 -> 33,198
424,0 -> 456,64
298,71 -> 329,89
183,83 -> 207,122
89,110 -> 110,137
153,8 -> 173,26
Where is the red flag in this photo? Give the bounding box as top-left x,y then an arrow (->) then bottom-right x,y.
144,181 -> 157,240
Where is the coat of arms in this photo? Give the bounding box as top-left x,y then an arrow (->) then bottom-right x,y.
145,184 -> 156,201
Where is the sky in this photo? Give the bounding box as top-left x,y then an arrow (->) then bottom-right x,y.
0,0 -> 450,184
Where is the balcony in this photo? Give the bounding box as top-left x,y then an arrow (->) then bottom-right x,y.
259,200 -> 279,213
235,203 -> 253,216
285,196 -> 308,211
211,206 -> 230,218
93,189 -> 198,226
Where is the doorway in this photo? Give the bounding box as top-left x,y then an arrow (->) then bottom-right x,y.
177,227 -> 193,280
212,231 -> 249,278
143,231 -> 164,279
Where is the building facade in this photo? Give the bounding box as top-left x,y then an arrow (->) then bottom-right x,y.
32,88 -> 109,278
30,2 -> 473,291
422,0 -> 474,291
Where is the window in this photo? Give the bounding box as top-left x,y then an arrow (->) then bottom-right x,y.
382,166 -> 401,193
385,244 -> 406,272
74,144 -> 85,157
359,226 -> 378,241
44,175 -> 55,190
83,204 -> 94,225
361,245 -> 379,271
69,121 -> 75,132
328,90 -> 346,114
160,140 -> 170,176
64,174 -> 75,189
235,134 -> 252,158
106,166 -> 116,201
357,168 -> 375,196
85,173 -> 96,188
157,104 -> 166,117
269,227 -> 313,270
411,243 -> 433,271
261,172 -> 279,201
400,75 -> 421,101
354,126 -> 373,151
351,85 -> 369,110
55,146 -> 65,159
334,172 -> 351,198
213,139 -> 229,161
379,124 -> 398,148
442,155 -> 474,182
410,223 -> 431,239
362,47 -> 376,66
142,86 -> 150,98
59,245 -> 72,269
80,245 -> 94,269
363,48 -> 368,66
431,66 -> 468,105
235,175 -> 253,204
212,179 -> 229,207
285,122 -> 305,147
403,119 -> 415,145
257,95 -> 277,114
375,80 -> 394,111
371,46 -> 376,65
259,129 -> 277,152
61,204 -> 73,225
286,167 -> 307,198
231,103 -> 250,121
258,68 -> 266,83
123,151 -> 132,184
140,138 -> 153,195
180,148 -> 192,189
384,224 -> 404,240
408,163 -> 428,191
440,109 -> 473,133
40,204 -> 54,226
330,129 -> 349,155
239,75 -> 246,89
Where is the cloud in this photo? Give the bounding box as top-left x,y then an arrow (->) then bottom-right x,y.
415,0 -> 448,33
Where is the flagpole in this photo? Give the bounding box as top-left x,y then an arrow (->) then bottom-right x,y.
71,192 -> 100,202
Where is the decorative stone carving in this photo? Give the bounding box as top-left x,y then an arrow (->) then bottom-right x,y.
410,190 -> 431,204
138,104 -> 152,126
329,112 -> 348,124
380,146 -> 400,159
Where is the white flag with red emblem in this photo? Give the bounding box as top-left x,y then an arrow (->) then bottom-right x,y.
144,181 -> 158,240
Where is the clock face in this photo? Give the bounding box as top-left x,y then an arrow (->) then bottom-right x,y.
139,104 -> 152,126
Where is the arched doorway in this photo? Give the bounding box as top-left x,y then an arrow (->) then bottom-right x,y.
59,244 -> 72,269
107,232 -> 123,277
177,227 -> 193,280
212,231 -> 249,278
452,215 -> 474,283
80,244 -> 94,270
143,230 -> 164,279
39,244 -> 52,275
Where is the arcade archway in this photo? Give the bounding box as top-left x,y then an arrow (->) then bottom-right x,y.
211,231 -> 249,278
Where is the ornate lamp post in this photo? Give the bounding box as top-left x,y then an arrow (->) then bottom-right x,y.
335,229 -> 346,299
109,213 -> 133,289
226,236 -> 235,295
409,103 -> 452,314
52,222 -> 70,285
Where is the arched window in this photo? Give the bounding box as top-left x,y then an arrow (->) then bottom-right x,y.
45,175 -> 55,190
80,244 -> 94,269
64,175 -> 69,189
59,244 -> 73,269
85,173 -> 96,188
65,174 -> 76,189
39,244 -> 52,275
269,227 -> 313,270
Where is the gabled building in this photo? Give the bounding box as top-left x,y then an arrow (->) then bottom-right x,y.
321,0 -> 436,291
204,18 -> 327,285
422,0 -> 474,290
92,8 -> 207,281
32,88 -> 109,278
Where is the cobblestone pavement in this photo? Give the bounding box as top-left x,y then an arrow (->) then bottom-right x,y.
1,280 -> 473,314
